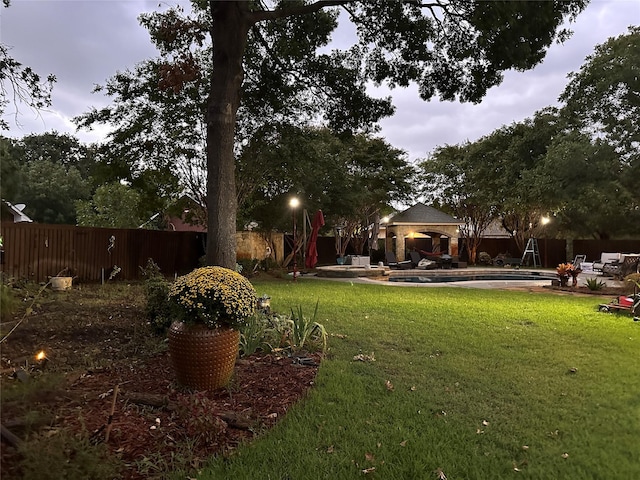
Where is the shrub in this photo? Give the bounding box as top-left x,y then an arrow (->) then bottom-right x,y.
0,281 -> 18,318
140,259 -> 172,334
623,273 -> 640,294
478,252 -> 492,265
585,277 -> 607,291
259,256 -> 279,272
144,277 -> 172,333
236,258 -> 260,277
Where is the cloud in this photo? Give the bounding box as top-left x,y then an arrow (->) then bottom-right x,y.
376,0 -> 638,159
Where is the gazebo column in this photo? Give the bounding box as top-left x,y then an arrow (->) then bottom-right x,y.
397,238 -> 406,262
385,232 -> 394,256
395,226 -> 413,261
432,234 -> 441,253
450,236 -> 459,256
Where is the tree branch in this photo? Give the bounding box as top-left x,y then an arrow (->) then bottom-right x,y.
248,0 -> 352,24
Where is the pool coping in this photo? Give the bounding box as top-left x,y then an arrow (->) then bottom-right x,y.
306,267 -> 623,289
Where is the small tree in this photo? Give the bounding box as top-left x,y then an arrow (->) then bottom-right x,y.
76,182 -> 145,229
419,144 -> 494,264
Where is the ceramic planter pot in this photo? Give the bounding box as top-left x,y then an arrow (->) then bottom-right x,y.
168,322 -> 240,390
50,276 -> 73,291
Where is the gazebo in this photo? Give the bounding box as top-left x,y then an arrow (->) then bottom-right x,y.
383,203 -> 463,262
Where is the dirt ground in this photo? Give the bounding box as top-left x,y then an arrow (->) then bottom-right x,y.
0,283 -> 320,479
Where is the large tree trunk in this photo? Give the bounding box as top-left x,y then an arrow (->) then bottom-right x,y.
205,1 -> 251,268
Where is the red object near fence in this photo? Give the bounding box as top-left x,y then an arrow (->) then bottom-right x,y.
305,210 -> 324,269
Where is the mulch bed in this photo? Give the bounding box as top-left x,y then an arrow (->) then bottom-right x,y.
1,350 -> 320,479
542,285 -> 629,296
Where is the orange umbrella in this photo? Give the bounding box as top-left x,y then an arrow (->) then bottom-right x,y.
305,210 -> 324,268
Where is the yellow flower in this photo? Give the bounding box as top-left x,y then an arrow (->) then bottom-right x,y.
168,266 -> 256,329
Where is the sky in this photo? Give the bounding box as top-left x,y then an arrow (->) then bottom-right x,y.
1,0 -> 639,162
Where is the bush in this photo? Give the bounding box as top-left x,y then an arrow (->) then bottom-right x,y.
623,273 -> 640,294
478,252 -> 492,265
140,259 -> 172,334
585,277 -> 607,291
0,281 -> 18,318
259,256 -> 279,272
236,258 -> 260,277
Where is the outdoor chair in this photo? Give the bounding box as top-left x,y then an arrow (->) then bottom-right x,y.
419,247 -> 444,263
572,255 -> 586,270
617,254 -> 640,280
593,252 -> 621,272
595,252 -> 639,278
409,251 -> 437,270
385,251 -> 412,269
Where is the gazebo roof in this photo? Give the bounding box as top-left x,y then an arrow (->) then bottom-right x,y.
388,203 -> 461,225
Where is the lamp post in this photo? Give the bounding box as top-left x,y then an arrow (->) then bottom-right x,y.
289,197 -> 300,280
541,216 -> 550,268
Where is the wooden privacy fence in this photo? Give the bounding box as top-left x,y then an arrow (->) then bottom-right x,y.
2,222 -> 638,282
573,239 -> 640,263
0,223 -> 205,283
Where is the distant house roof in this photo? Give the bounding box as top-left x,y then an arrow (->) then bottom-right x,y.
1,201 -> 33,223
387,203 -> 461,225
480,219 -> 511,239
167,215 -> 206,233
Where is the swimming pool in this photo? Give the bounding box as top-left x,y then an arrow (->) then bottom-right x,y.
388,271 -> 556,284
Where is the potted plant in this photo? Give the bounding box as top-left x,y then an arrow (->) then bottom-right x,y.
570,265 -> 582,287
167,266 -> 256,390
556,263 -> 581,287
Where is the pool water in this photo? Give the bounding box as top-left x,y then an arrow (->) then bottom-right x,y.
389,273 -> 556,283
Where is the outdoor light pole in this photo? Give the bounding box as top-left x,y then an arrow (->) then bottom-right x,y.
290,197 -> 300,280
541,216 -> 550,268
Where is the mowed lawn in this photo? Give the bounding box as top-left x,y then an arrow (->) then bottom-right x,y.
198,278 -> 639,480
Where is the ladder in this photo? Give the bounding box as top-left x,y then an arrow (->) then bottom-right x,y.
521,238 -> 542,267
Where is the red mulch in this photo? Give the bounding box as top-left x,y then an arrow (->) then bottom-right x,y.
0,284 -> 322,479
2,338 -> 319,479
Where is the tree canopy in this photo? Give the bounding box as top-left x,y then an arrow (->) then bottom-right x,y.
559,26 -> 639,225
1,133 -> 92,224
76,182 -> 146,229
240,127 -> 415,255
560,26 -> 639,166
419,143 -> 495,264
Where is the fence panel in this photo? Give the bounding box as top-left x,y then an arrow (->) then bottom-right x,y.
1,223 -> 205,283
3,222 -> 638,280
573,240 -> 640,263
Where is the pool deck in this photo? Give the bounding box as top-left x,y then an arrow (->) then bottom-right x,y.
311,265 -> 624,289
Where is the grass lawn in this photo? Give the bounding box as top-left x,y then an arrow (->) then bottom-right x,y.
197,277 -> 640,480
